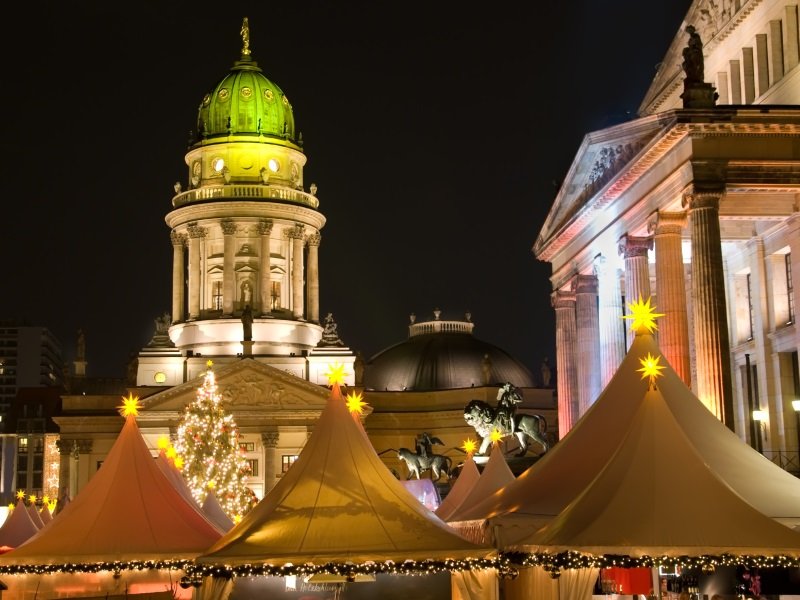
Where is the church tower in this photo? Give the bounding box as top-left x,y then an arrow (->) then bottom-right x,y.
136,19 -> 354,386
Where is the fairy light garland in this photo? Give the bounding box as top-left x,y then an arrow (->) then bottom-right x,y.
503,551 -> 800,577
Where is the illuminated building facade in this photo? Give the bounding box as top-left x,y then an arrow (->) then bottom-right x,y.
535,0 -> 800,467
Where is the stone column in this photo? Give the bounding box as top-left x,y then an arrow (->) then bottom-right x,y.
221,219 -> 237,316
306,232 -> 321,324
75,439 -> 93,496
187,223 -> 206,320
289,224 -> 305,319
618,234 -> 653,347
573,274 -> 601,415
683,178 -> 734,428
594,254 -> 626,387
650,211 -> 691,385
170,230 -> 186,323
261,430 -> 280,496
258,219 -> 273,315
553,290 -> 579,438
55,439 -> 74,505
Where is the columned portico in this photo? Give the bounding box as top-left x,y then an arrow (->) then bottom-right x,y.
553,290 -> 579,437
650,210 -> 691,385
594,254 -> 626,387
573,274 -> 601,414
618,235 -> 653,346
684,183 -> 734,428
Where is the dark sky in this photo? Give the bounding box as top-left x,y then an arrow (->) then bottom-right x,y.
1,1 -> 692,378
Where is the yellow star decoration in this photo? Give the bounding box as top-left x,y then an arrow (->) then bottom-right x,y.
166,445 -> 178,460
490,428 -> 504,445
325,363 -> 347,387
119,393 -> 141,417
345,391 -> 366,414
7,503 -> 13,511
47,500 -> 57,512
623,295 -> 665,334
207,480 -> 217,490
638,352 -> 666,386
233,514 -> 243,524
28,494 -> 36,504
42,495 -> 50,504
173,456 -> 185,470
157,436 -> 170,450
461,437 -> 477,455
15,490 -> 25,501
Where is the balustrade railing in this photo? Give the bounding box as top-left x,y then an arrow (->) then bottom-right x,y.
172,184 -> 318,209
760,450 -> 800,476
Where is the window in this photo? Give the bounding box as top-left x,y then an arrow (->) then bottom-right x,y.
239,442 -> 255,452
18,437 -> 28,453
787,253 -> 795,325
212,281 -> 223,310
281,455 -> 298,472
246,459 -> 259,477
270,281 -> 281,310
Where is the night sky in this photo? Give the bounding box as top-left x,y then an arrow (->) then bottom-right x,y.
1,2 -> 692,378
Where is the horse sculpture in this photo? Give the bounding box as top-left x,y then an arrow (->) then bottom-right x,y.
397,448 -> 453,481
464,383 -> 549,456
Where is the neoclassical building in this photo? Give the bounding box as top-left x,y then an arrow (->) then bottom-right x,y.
535,0 -> 800,468
49,23 -> 555,505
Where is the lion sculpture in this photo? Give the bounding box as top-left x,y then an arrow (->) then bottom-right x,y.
397,448 -> 453,481
464,383 -> 549,456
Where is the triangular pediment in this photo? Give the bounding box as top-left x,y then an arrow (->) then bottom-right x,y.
140,358 -> 328,414
534,115 -> 671,261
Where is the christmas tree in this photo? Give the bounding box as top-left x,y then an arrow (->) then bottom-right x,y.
175,360 -> 255,521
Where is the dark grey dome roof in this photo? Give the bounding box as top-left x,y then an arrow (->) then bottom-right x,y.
364,314 -> 535,392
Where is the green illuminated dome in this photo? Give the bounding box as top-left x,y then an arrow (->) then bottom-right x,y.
196,43 -> 297,146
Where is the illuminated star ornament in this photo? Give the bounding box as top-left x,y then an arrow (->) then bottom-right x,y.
461,437 -> 477,456
119,393 -> 141,418
15,490 -> 25,501
638,352 -> 666,387
623,295 -> 665,334
490,428 -> 504,445
345,391 -> 366,414
325,363 -> 347,387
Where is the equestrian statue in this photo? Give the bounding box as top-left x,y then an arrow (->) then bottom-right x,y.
396,431 -> 452,481
464,382 -> 549,456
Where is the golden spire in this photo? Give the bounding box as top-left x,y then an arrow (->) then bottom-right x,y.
240,17 -> 251,57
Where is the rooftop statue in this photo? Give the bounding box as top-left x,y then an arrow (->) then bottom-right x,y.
682,25 -> 705,83
318,312 -> 344,347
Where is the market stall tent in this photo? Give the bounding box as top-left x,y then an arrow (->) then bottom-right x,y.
196,381 -> 495,569
435,457 -> 481,521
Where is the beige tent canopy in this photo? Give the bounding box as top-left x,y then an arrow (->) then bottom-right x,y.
0,410 -> 222,566
195,382 -> 496,573
435,457 -> 481,521
0,502 -> 39,552
201,490 -> 234,533
453,331 -> 800,549
447,445 -> 515,525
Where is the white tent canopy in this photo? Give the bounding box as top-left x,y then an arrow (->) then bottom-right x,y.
196,382 -> 495,568
202,490 -> 234,533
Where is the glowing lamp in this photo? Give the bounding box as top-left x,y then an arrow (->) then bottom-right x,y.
792,400 -> 800,412
752,409 -> 767,422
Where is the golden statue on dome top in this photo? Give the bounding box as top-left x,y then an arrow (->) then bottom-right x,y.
240,17 -> 251,57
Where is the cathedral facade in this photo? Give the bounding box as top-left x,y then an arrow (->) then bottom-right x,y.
535,0 -> 800,468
